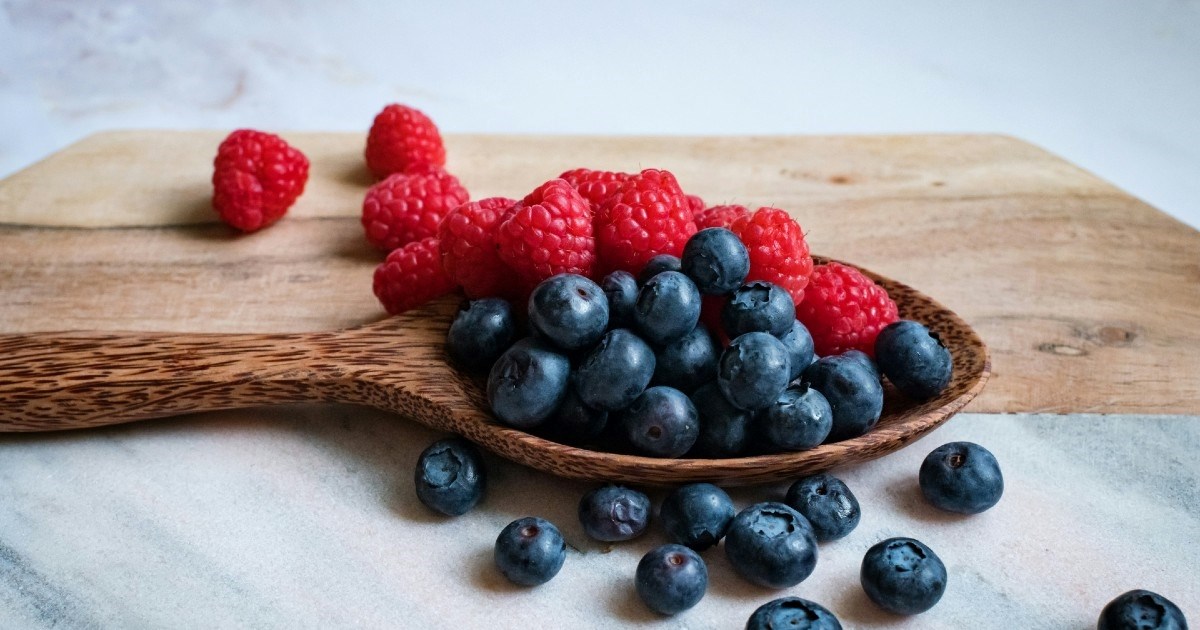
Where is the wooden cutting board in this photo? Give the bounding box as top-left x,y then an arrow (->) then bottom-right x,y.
1,131 -> 1197,415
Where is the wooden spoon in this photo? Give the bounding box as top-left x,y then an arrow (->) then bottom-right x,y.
0,258 -> 988,486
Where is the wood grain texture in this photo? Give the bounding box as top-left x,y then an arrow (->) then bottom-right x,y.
1,131 -> 1198,414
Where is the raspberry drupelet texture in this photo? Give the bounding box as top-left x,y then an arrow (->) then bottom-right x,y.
594,169 -> 698,275
797,262 -> 899,357
211,129 -> 309,232
438,197 -> 519,299
361,167 -> 470,252
696,204 -> 749,230
496,179 -> 596,292
364,104 -> 446,178
685,194 -> 706,216
373,237 -> 457,315
559,168 -> 632,209
729,208 -> 813,306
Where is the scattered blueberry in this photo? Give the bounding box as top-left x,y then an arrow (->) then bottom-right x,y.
802,354 -> 884,442
634,271 -> 702,345
1098,590 -> 1188,630
602,270 -> 639,329
919,441 -> 1004,514
619,386 -> 700,457
653,324 -> 719,394
722,281 -> 796,338
718,332 -> 792,411
575,328 -> 656,411
494,516 -> 567,586
635,544 -> 708,615
860,537 -> 947,615
487,338 -> 570,429
528,273 -> 609,351
413,438 -> 486,516
659,483 -> 736,551
446,298 -> 516,373
541,386 -> 608,445
746,597 -> 843,630
780,320 -> 816,380
784,474 -> 861,542
578,484 -> 651,542
639,254 -> 683,284
875,320 -> 953,400
689,383 -> 752,457
757,384 -> 833,452
680,227 -> 750,294
724,502 -> 818,588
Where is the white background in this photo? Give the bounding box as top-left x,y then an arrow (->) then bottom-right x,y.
2,1 -> 1199,228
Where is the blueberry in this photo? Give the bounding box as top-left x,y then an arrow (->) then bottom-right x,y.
659,483 -> 735,551
446,298 -> 517,373
757,384 -> 833,452
784,474 -> 861,542
841,349 -> 881,381
619,386 -> 699,457
634,271 -> 702,345
528,273 -> 609,351
487,338 -> 570,429
680,227 -> 750,294
688,382 -> 752,457
919,441 -> 1003,514
653,324 -> 719,394
746,597 -> 843,630
639,254 -> 683,284
1098,590 -> 1188,630
635,544 -> 708,615
718,332 -> 792,411
601,270 -> 639,329
780,320 -> 816,380
494,517 -> 567,586
802,354 -> 883,442
575,328 -> 656,411
541,386 -> 608,445
413,438 -> 486,516
722,281 -> 796,338
860,537 -> 947,615
724,502 -> 818,588
875,320 -> 953,400
578,484 -> 651,542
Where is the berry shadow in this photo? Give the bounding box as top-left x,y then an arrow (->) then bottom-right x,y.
605,578 -> 662,624
338,161 -> 377,188
886,476 -> 972,525
469,546 -> 527,594
832,582 -> 908,627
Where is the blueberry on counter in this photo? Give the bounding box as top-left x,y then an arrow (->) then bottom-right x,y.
919,441 -> 1004,514
757,384 -> 833,452
601,270 -> 639,329
487,338 -> 570,429
635,544 -> 708,615
528,273 -> 609,351
578,484 -> 651,542
724,502 -> 818,588
639,254 -> 682,284
1098,590 -> 1188,630
494,517 -> 567,586
413,438 -> 486,516
659,483 -> 736,551
634,271 -> 702,345
718,332 -> 792,411
619,386 -> 700,457
860,537 -> 947,615
722,281 -> 796,338
802,353 -> 883,442
446,298 -> 516,373
875,320 -> 953,400
784,474 -> 861,542
575,328 -> 656,411
680,227 -> 750,294
746,597 -> 843,630
653,324 -> 719,394
780,320 -> 816,380
689,383 -> 752,457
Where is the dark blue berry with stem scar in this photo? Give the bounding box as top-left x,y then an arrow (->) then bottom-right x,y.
724,502 -> 818,588
639,254 -> 682,284
578,484 -> 651,542
802,353 -> 883,442
575,328 -> 656,411
413,438 -> 486,516
689,382 -> 752,457
718,332 -> 792,411
860,537 -> 947,615
527,273 -> 609,351
653,324 -> 719,394
722,281 -> 796,338
757,384 -> 833,452
541,386 -> 607,445
875,320 -> 953,400
919,441 -> 1004,514
680,227 -> 750,294
494,516 -> 567,586
620,386 -> 699,457
659,483 -> 735,551
634,271 -> 702,345
446,298 -> 516,373
785,474 -> 860,542
746,597 -> 843,630
635,544 -> 708,615
487,338 -> 570,429
601,270 -> 639,329
1098,590 -> 1188,630
781,320 -> 815,380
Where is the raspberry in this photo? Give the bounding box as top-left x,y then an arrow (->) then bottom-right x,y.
497,178 -> 596,291
211,129 -> 309,232
364,104 -> 446,178
695,204 -> 749,230
594,169 -> 698,275
373,237 -> 457,315
559,168 -> 631,208
361,168 -> 469,252
700,294 -> 731,346
438,196 -> 519,299
797,262 -> 899,357
729,207 -> 813,305
685,194 -> 706,216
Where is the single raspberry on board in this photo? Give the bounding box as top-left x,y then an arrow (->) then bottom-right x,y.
695,204 -> 749,230
211,129 -> 309,232
558,168 -> 632,208
438,197 -> 519,299
797,261 -> 899,357
729,207 -> 813,305
594,169 -> 698,275
361,167 -> 469,252
496,179 -> 596,291
373,237 -> 457,315
685,194 -> 706,216
364,104 -> 446,178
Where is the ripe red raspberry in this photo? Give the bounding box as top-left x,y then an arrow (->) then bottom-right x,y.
685,194 -> 706,216
729,207 -> 813,305
497,179 -> 596,291
373,237 -> 457,315
700,294 -> 731,346
695,204 -> 749,230
594,169 -> 698,275
361,168 -> 469,252
797,262 -> 899,357
438,196 -> 519,299
558,168 -> 631,208
211,129 -> 309,232
364,104 -> 446,178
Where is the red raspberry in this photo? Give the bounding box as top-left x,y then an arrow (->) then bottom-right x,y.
558,168 -> 631,208
797,262 -> 899,357
700,295 -> 731,346
361,167 -> 469,252
685,194 -> 706,216
211,129 -> 309,232
438,197 -> 519,299
373,237 -> 457,315
695,204 -> 749,230
729,207 -> 813,305
364,104 -> 446,179
496,179 -> 596,291
594,169 -> 698,275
